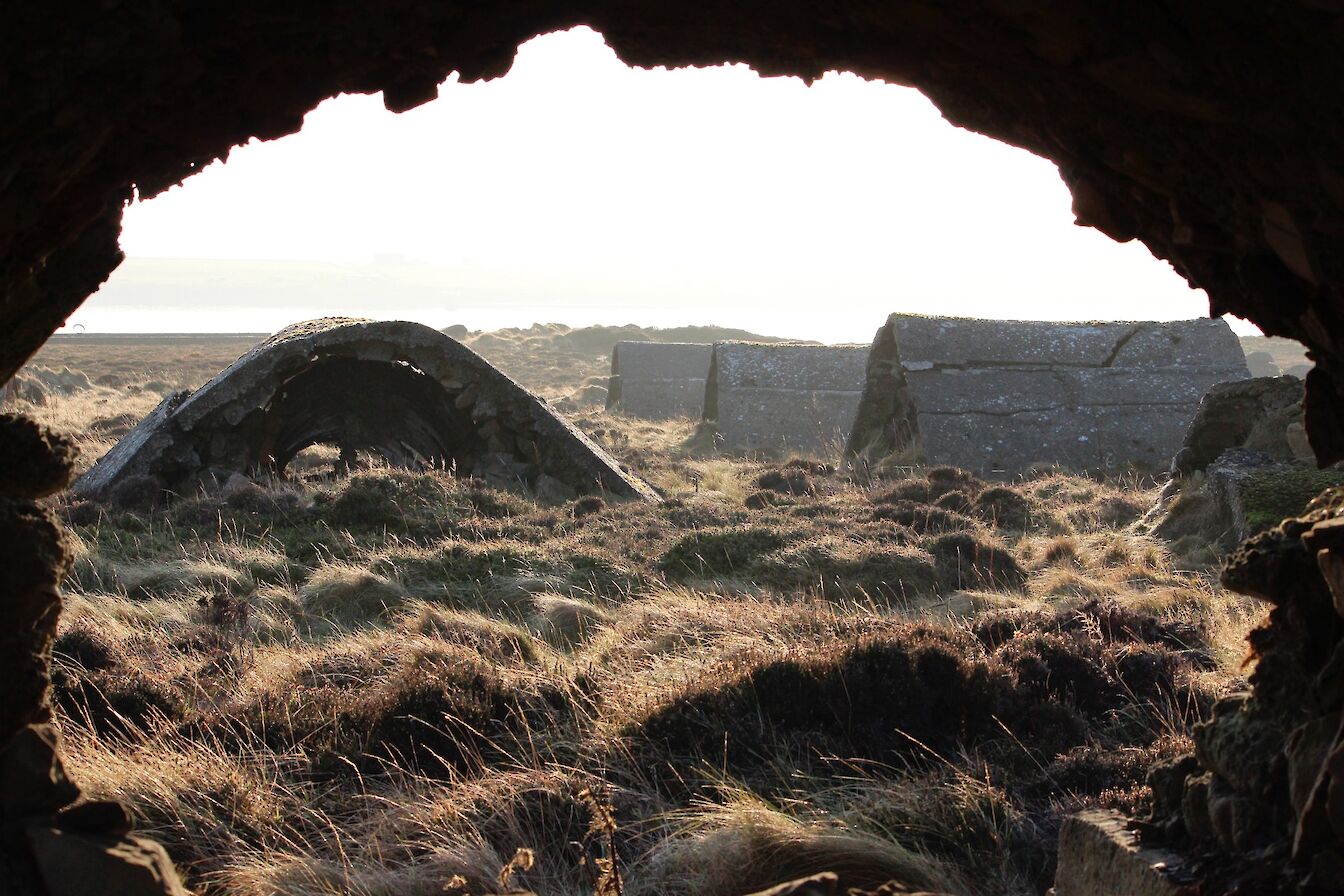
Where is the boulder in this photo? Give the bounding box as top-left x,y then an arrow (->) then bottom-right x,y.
1146,378 -> 1343,553
1,724 -> 188,896
1244,350 -> 1281,378
30,367 -> 92,396
1,372 -> 50,407
1172,376 -> 1311,475
1143,489 -> 1344,888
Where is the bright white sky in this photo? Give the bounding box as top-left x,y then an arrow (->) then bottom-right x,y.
72,26 -> 1249,342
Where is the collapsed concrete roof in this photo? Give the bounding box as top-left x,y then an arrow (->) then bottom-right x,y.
704,342 -> 869,455
606,341 -> 713,420
847,314 -> 1250,475
74,318 -> 658,503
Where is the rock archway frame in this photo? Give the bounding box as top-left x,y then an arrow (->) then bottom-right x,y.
5,4 -> 1344,891
6,4 -> 1343,465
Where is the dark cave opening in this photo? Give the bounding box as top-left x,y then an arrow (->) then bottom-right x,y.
251,356 -> 487,476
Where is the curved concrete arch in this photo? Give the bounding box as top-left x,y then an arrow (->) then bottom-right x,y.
73,318 -> 657,502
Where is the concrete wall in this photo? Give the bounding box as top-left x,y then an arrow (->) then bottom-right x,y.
705,342 -> 869,454
606,342 -> 712,419
848,314 -> 1250,475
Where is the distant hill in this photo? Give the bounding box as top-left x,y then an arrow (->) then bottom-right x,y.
449,322 -> 806,357
443,322 -> 808,400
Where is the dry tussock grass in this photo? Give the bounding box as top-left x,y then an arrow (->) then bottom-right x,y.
29,338 -> 1269,896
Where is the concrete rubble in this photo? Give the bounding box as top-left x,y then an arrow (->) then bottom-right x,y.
1052,810 -> 1197,896
1144,376 -> 1344,552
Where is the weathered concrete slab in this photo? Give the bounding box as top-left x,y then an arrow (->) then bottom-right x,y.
896,316 -> 1136,368
906,368 -> 1228,416
705,343 -> 868,454
1053,810 -> 1198,896
848,314 -> 1249,475
606,342 -> 712,419
917,404 -> 1197,473
74,318 -> 657,503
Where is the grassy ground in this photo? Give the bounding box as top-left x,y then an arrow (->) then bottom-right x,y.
13,331 -> 1263,896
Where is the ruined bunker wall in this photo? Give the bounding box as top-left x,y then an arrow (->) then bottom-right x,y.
73,319 -> 658,502
848,314 -> 1250,476
0,415 -> 189,895
705,342 -> 869,455
844,323 -> 925,470
605,341 -> 713,419
6,3 -> 1344,462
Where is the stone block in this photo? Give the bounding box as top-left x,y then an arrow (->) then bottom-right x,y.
1053,809 -> 1198,896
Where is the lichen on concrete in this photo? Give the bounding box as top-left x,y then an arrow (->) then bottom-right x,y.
1239,467 -> 1344,534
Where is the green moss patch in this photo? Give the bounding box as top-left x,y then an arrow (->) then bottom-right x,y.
1240,468 -> 1344,534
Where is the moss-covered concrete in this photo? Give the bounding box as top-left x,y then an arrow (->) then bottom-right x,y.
1239,468 -> 1344,534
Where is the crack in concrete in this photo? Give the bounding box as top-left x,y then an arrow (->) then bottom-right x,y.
921,400 -> 1200,418
913,361 -> 1101,371
1101,324 -> 1145,367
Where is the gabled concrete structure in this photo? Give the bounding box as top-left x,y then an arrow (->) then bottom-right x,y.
847,314 -> 1250,475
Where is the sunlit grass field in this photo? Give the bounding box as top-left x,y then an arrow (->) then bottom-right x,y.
15,329 -> 1261,896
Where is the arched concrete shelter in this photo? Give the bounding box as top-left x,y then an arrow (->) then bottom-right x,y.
74,318 -> 656,503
